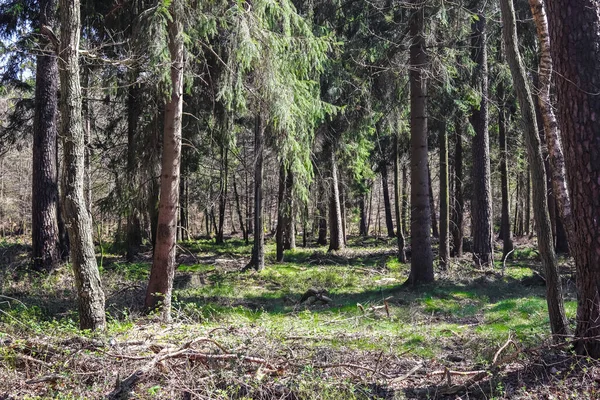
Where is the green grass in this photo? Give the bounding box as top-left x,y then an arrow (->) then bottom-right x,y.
0,237 -> 582,398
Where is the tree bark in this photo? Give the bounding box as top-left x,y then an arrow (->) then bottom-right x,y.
529,0 -> 576,254
380,162 -> 395,238
32,0 -> 61,272
233,169 -> 247,241
394,135 -> 407,263
216,141 -> 228,245
469,10 -> 494,268
58,0 -> 105,330
245,114 -> 265,271
328,141 -> 345,251
276,163 -> 286,262
498,80 -> 514,258
317,178 -> 328,245
144,0 -> 184,320
500,0 -> 569,337
439,121 -> 450,269
126,71 -> 142,261
401,162 -> 409,236
359,192 -> 368,236
546,0 -> 600,356
451,115 -> 464,257
428,164 -> 439,238
407,2 -> 434,284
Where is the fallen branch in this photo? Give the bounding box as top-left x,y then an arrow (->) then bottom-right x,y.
437,335 -> 520,395
314,362 -> 393,379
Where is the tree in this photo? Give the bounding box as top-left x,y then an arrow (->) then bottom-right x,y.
328,139 -> 345,251
469,8 -> 493,268
439,121 -> 450,269
450,115 -> 464,257
499,0 -> 569,336
394,135 -> 407,263
58,0 -> 105,330
546,0 -> 600,356
528,0 -> 575,254
497,75 -> 514,259
407,2 -> 434,284
31,0 -> 61,272
145,0 -> 184,318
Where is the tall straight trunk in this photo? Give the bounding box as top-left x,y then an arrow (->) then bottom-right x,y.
525,166 -> 531,235
498,81 -> 514,258
32,0 -> 60,272
427,165 -> 439,238
529,0 -> 576,254
359,193 -> 368,236
284,170 -> 295,250
58,0 -> 105,330
439,121 -> 450,269
144,0 -> 184,320
179,173 -> 189,241
500,0 -> 569,336
451,116 -> 464,257
126,71 -> 142,261
394,135 -> 407,263
82,66 -> 92,217
546,0 -> 600,356
276,163 -> 286,262
407,2 -> 434,284
469,10 -> 494,268
317,179 -> 328,245
514,173 -> 521,237
244,114 -> 265,271
245,138 -> 253,240
401,162 -> 409,236
233,170 -> 247,241
216,143 -> 228,244
328,143 -> 345,251
380,162 -> 395,238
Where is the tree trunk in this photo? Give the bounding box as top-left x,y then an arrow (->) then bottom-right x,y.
216,142 -> 228,245
469,10 -> 494,268
328,142 -> 345,251
284,170 -> 295,250
407,2 -> 434,284
276,163 -> 286,262
233,170 -> 247,241
381,162 -> 395,238
439,121 -> 450,269
179,173 -> 189,241
245,114 -> 265,271
546,0 -> 600,356
525,166 -> 531,235
498,80 -> 514,258
317,178 -> 328,245
401,163 -> 409,236
451,115 -> 464,257
126,71 -> 142,261
32,0 -> 61,272
359,192 -> 368,236
514,172 -> 522,237
144,0 -> 184,320
58,0 -> 105,330
500,0 -> 569,337
394,135 -> 407,263
529,0 -> 576,254
428,165 -> 439,238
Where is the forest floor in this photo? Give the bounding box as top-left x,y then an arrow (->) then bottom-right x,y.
0,235 -> 598,399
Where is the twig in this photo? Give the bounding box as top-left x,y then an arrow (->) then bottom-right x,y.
314,362 -> 393,379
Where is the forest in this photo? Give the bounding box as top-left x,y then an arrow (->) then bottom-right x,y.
1,0 -> 600,398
